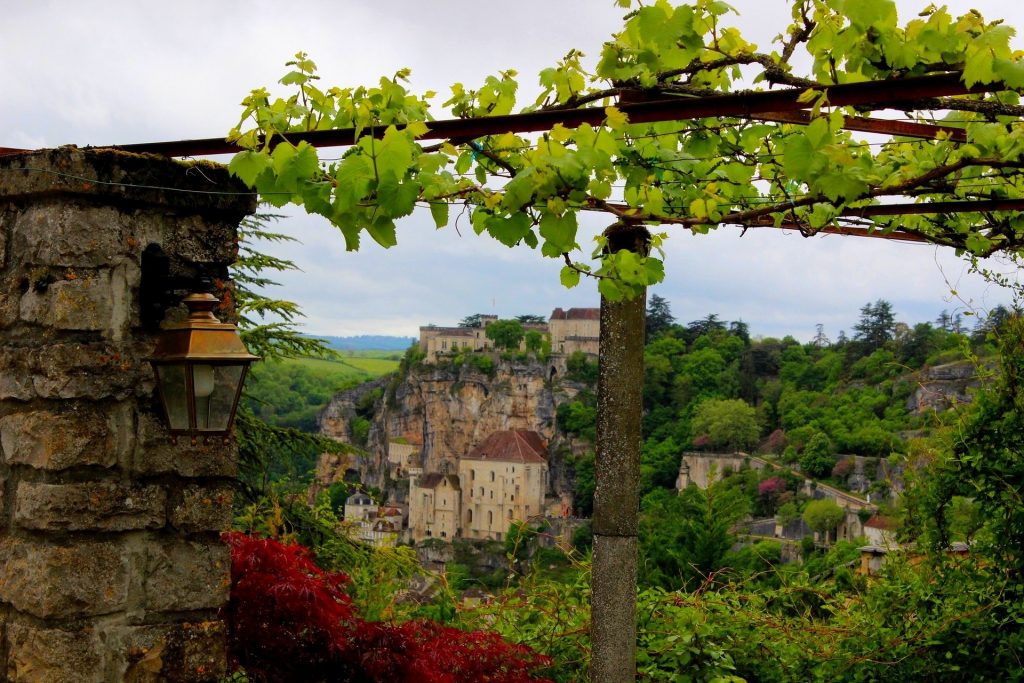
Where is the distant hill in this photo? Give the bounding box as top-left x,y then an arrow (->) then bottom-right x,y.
312,335 -> 416,351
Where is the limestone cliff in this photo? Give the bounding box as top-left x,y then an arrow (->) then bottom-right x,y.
316,357 -> 587,498
906,360 -> 986,413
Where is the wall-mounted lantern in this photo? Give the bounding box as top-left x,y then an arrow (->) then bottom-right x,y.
149,292 -> 258,442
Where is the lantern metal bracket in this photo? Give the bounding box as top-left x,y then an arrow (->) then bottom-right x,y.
140,243 -> 228,331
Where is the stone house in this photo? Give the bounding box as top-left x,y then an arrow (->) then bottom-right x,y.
406,430 -> 550,542
548,307 -> 600,356
407,471 -> 462,540
418,307 -> 600,362
418,315 -> 497,361
387,439 -> 420,477
344,492 -> 404,547
459,430 -> 549,541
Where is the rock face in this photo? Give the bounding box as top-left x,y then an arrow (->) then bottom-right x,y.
317,358 -> 586,498
906,361 -> 985,413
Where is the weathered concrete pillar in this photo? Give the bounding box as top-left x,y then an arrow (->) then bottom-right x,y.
0,147 -> 254,681
591,222 -> 649,683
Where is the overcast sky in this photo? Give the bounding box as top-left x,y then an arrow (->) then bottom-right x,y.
5,0 -> 1023,340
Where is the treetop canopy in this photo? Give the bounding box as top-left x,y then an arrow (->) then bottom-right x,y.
227,0 -> 1024,300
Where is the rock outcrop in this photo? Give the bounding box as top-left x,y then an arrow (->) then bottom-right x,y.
316,357 -> 587,499
906,361 -> 985,413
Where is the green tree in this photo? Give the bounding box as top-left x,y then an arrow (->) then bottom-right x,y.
515,314 -> 547,325
853,299 -> 896,353
690,398 -> 760,452
524,329 -> 544,354
802,499 -> 845,539
800,432 -> 835,478
639,482 -> 750,590
484,319 -> 524,351
645,293 -> 675,339
776,501 -> 800,527
459,313 -> 487,328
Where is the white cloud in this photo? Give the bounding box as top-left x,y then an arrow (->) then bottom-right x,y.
6,0 -> 1022,339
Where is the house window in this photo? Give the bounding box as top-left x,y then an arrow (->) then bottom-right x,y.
471,469 -> 475,480
490,471 -> 495,482
496,532 -> 502,541
426,530 -> 432,536
507,509 -> 513,520
488,511 -> 493,526
441,531 -> 447,538
511,494 -> 515,501
467,509 -> 473,523
479,487 -> 484,497
490,490 -> 493,499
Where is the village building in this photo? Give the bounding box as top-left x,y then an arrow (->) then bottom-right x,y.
406,430 -> 550,542
343,492 -> 404,548
458,430 -> 550,541
548,307 -> 601,356
344,491 -> 376,523
418,307 -> 600,362
407,470 -> 462,540
418,315 -> 497,361
387,438 -> 420,477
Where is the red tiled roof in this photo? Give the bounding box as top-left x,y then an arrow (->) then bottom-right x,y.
550,307 -> 600,321
464,430 -> 547,464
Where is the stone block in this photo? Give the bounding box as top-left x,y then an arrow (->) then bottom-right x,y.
0,538 -> 129,619
0,209 -> 7,266
14,482 -> 166,532
107,621 -> 226,682
10,204 -> 134,269
142,539 -> 230,613
170,484 -> 234,533
134,412 -> 237,478
19,273 -> 115,332
5,621 -> 103,683
0,347 -> 33,400
0,404 -> 132,470
0,287 -> 17,330
32,341 -> 153,400
0,148 -> 255,225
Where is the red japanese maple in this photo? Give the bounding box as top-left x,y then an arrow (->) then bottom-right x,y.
223,532 -> 552,682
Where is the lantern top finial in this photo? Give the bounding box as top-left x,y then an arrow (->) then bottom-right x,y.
182,292 -> 220,322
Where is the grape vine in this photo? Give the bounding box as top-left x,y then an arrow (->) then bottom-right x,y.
227,0 -> 1024,299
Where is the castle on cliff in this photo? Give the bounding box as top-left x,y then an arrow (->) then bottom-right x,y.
418,307 -> 600,362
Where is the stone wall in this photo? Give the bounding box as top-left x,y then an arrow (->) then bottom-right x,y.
0,147 -> 254,681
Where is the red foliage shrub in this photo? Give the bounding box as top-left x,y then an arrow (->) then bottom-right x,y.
832,456 -> 855,480
760,428 -> 788,454
758,476 -> 786,499
692,433 -> 711,450
223,532 -> 552,683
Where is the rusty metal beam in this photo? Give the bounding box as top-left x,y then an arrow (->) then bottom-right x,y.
101,72 -> 983,157
752,110 -> 967,142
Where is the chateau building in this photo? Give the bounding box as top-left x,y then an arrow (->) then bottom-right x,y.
407,471 -> 462,540
458,430 -> 549,541
407,430 -> 550,542
548,307 -> 600,356
418,308 -> 600,361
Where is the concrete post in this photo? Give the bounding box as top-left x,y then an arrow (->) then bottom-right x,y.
0,147 -> 254,681
590,222 -> 649,683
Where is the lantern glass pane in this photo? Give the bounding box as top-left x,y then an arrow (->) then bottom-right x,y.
156,364 -> 190,430
195,364 -> 245,432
